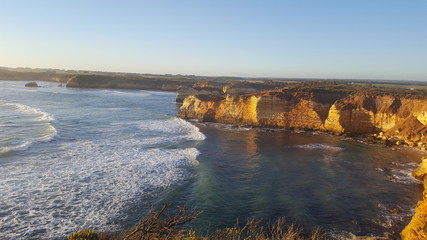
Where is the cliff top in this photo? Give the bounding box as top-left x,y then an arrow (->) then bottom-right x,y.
286,82 -> 427,100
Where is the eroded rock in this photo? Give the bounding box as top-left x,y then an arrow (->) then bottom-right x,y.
25,82 -> 39,87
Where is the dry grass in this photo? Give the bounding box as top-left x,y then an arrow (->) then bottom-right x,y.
121,204 -> 201,240
205,217 -> 326,240
69,203 -> 327,240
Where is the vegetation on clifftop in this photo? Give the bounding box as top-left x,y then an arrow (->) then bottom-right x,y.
289,81 -> 427,99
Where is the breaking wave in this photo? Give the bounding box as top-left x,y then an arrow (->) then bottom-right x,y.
376,162 -> 422,185
0,143 -> 200,239
370,203 -> 415,230
0,111 -> 204,239
137,117 -> 206,141
293,144 -> 343,151
0,102 -> 57,155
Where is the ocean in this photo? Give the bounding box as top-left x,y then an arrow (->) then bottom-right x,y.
0,80 -> 424,239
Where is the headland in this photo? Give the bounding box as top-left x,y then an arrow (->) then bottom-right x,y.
2,67 -> 427,238
176,81 -> 427,239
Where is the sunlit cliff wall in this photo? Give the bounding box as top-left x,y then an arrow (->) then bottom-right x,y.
178,89 -> 427,149
401,157 -> 427,240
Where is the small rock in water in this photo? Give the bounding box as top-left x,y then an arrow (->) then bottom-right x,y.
387,176 -> 397,181
25,82 -> 39,87
388,208 -> 401,214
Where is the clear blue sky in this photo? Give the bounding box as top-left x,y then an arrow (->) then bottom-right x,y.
1,0 -> 426,81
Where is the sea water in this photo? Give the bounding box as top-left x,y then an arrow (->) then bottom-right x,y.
0,81 -> 203,239
0,81 -> 425,239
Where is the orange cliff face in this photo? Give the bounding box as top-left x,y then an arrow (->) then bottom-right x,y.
177,89 -> 427,149
178,94 -> 260,125
401,157 -> 427,240
178,90 -> 348,129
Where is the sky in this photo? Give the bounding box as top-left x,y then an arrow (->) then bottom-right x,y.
0,1 -> 426,81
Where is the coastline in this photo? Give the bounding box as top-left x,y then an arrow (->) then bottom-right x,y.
176,85 -> 427,238
3,76 -> 426,238
401,157 -> 427,239
192,120 -> 427,239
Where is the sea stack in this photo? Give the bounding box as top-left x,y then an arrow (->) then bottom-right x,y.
25,82 -> 39,87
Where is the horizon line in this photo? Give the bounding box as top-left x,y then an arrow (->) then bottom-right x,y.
1,65 -> 425,83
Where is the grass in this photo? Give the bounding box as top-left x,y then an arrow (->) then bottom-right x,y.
67,203 -> 327,240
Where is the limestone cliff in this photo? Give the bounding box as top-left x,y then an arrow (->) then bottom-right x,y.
175,81 -> 289,103
401,157 -> 427,240
178,87 -> 427,237
178,88 -> 427,150
324,95 -> 427,146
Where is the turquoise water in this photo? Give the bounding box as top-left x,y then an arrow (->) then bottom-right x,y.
0,81 -> 425,239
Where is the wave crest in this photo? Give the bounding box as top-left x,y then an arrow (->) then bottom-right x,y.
138,117 -> 206,141
0,102 -> 57,153
293,144 -> 343,151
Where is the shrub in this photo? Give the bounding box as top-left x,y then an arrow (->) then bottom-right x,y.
67,229 -> 99,240
68,204 -> 327,240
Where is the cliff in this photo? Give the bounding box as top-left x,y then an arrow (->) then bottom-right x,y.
175,81 -> 289,103
66,75 -> 194,91
178,87 -> 427,149
401,157 -> 427,239
178,86 -> 427,237
0,68 -> 72,82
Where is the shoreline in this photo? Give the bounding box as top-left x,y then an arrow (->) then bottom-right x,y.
401,157 -> 427,239
186,119 -> 427,239
193,119 -> 427,153
189,119 -> 427,240
3,77 -> 426,238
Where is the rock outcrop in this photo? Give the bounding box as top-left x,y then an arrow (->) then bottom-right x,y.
178,87 -> 427,149
66,75 -> 194,91
66,75 -> 288,94
401,157 -> 427,240
175,81 -> 289,103
25,82 -> 39,87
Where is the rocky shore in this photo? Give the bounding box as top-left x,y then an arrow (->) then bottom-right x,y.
176,83 -> 427,238
401,157 -> 427,239
178,86 -> 427,151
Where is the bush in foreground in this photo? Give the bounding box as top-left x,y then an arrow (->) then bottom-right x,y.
68,203 -> 326,240
67,229 -> 98,240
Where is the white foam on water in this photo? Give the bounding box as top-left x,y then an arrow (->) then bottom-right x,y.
107,107 -> 131,111
388,168 -> 421,185
392,162 -> 419,168
137,117 -> 206,141
0,141 -> 201,239
371,203 -> 414,230
1,102 -> 55,122
383,162 -> 422,185
198,122 -> 254,131
100,89 -> 153,97
293,144 -> 343,151
0,102 -> 58,154
0,146 -> 13,155
0,115 -> 204,239
143,90 -> 176,96
10,140 -> 33,151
